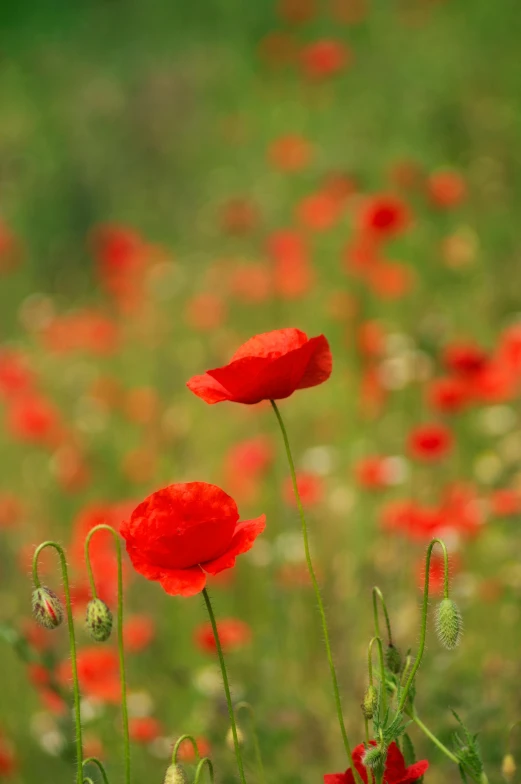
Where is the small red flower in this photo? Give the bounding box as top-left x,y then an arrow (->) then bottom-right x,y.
301,39 -> 352,79
60,647 -> 121,703
129,717 -> 163,744
426,376 -> 469,414
408,423 -> 453,462
194,618 -> 252,654
187,328 -> 332,405
427,169 -> 467,209
443,341 -> 488,377
355,456 -> 391,490
123,615 -> 156,652
0,732 -> 17,776
324,741 -> 428,784
5,394 -> 61,445
357,194 -> 411,240
121,483 -> 265,597
175,735 -> 211,763
283,472 -> 324,507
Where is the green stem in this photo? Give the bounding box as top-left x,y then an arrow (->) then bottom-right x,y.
398,538 -> 448,712
85,525 -> 130,784
368,637 -> 387,716
195,757 -> 214,784
33,542 -> 83,784
202,588 -> 247,784
410,711 -> 459,764
372,587 -> 393,644
173,734 -> 200,764
270,400 -> 362,784
83,758 -> 110,784
236,701 -> 267,784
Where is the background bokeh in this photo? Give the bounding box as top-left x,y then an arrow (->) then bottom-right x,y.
1,0 -> 521,781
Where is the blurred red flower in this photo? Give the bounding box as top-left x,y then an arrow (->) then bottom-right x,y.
278,0 -> 316,24
443,341 -> 488,377
5,394 -> 61,445
407,423 -> 453,462
490,488 -> 521,518
0,732 -> 18,776
357,194 -> 411,240
416,551 -> 461,596
0,350 -> 34,399
185,293 -> 228,332
60,647 -> 121,703
129,717 -> 163,744
427,169 -> 467,209
175,736 -> 211,763
42,310 -> 120,356
0,493 -> 23,529
124,615 -> 156,652
194,618 -> 252,654
229,264 -> 272,303
187,328 -> 332,405
301,39 -> 352,79
283,472 -> 324,506
268,135 -> 313,172
296,191 -> 343,232
355,456 -> 390,490
220,198 -> 259,235
224,435 -> 274,502
121,482 -> 265,597
368,261 -> 414,299
426,376 -> 469,414
324,740 -> 428,784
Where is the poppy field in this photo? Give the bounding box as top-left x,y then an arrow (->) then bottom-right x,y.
1,1 -> 521,782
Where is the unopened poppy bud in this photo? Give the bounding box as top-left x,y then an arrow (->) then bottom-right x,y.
385,643 -> 402,674
435,597 -> 462,650
361,685 -> 378,719
86,598 -> 113,642
502,753 -> 516,781
362,745 -> 386,775
226,726 -> 244,751
164,763 -> 188,784
32,586 -> 64,630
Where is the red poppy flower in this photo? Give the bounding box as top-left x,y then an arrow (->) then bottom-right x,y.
443,341 -> 488,377
357,194 -> 411,240
490,488 -> 521,518
176,736 -> 211,763
408,423 -> 453,462
123,615 -> 156,652
355,456 -> 391,490
185,293 -> 227,332
0,732 -> 17,776
268,135 -> 313,172
426,376 -> 469,414
0,350 -> 34,399
427,169 -> 467,209
283,472 -> 324,506
301,39 -> 351,79
60,647 -> 121,703
194,618 -> 252,654
129,717 -> 163,744
229,264 -> 272,303
187,328 -> 332,405
5,394 -> 61,445
121,482 -> 266,597
324,741 -> 428,784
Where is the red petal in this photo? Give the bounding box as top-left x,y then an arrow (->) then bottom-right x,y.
158,566 -> 206,597
186,372 -> 231,404
231,328 -> 308,361
202,515 -> 266,575
296,334 -> 333,389
384,742 -> 407,781
399,760 -> 429,784
324,774 -> 352,784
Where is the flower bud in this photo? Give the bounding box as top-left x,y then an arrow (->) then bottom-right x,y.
361,685 -> 378,719
225,726 -> 244,751
32,586 -> 64,630
435,597 -> 462,650
502,753 -> 516,781
164,763 -> 188,784
385,643 -> 402,674
86,598 -> 113,642
362,745 -> 386,775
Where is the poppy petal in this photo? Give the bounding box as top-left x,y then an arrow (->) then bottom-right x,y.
324,774 -> 352,784
385,742 -> 407,779
158,566 -> 206,597
296,334 -> 333,389
399,760 -> 429,784
186,373 -> 231,404
202,515 -> 266,575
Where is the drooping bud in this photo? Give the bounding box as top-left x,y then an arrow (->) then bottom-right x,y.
435,598 -> 462,650
32,586 -> 64,630
86,598 -> 113,642
502,753 -> 516,781
361,685 -> 378,719
362,744 -> 386,776
385,643 -> 402,674
225,726 -> 244,751
164,763 -> 189,784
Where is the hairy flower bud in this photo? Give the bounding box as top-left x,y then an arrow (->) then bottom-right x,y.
502,753 -> 516,781
385,643 -> 402,674
86,598 -> 113,642
164,764 -> 188,784
435,597 -> 462,650
32,586 -> 64,630
361,685 -> 378,719
362,745 -> 386,775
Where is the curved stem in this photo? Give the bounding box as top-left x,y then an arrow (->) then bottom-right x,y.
410,711 -> 459,764
236,701 -> 267,784
195,757 -> 214,784
85,525 -> 130,784
372,587 -> 393,644
398,538 -> 448,713
33,542 -> 83,784
368,637 -> 387,716
82,758 -> 110,784
270,401 -> 362,784
173,734 -> 200,764
202,588 -> 247,784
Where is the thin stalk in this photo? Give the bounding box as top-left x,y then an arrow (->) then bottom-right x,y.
83,758 -> 110,784
398,538 -> 449,712
33,542 -> 83,784
202,588 -> 247,784
270,400 -> 362,784
236,701 -> 267,784
85,525 -> 130,784
368,637 -> 387,716
410,711 -> 459,764
372,587 -> 393,644
195,757 -> 214,784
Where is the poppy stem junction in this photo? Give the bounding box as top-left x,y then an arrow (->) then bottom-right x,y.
32,541 -> 84,784
270,400 -> 363,784
85,524 -> 131,784
398,538 -> 449,712
202,588 -> 247,784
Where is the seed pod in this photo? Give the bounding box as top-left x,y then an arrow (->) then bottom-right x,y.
385,643 -> 402,674
435,597 -> 462,650
164,764 -> 188,784
502,753 -> 516,781
86,598 -> 113,642
32,586 -> 64,630
361,685 -> 378,719
362,745 -> 386,775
